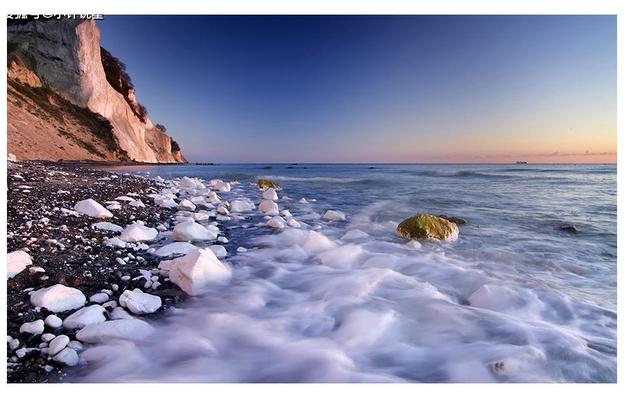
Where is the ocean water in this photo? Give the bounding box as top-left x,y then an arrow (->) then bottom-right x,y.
79,164 -> 616,382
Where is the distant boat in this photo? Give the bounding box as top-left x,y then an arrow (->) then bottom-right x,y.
515,161 -> 528,164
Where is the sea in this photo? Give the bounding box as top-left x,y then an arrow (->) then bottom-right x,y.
78,163 -> 617,382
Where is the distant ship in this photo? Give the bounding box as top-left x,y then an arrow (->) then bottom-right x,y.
515,161 -> 528,164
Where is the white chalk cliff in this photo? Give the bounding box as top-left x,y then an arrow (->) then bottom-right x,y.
7,19 -> 186,163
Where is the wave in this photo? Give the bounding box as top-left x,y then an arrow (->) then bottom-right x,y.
406,170 -> 516,179
260,175 -> 373,184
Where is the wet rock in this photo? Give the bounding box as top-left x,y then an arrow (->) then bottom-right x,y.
256,179 -> 280,190
160,248 -> 232,296
437,215 -> 467,225
118,288 -> 161,314
62,304 -> 107,329
322,210 -> 346,221
396,213 -> 459,242
558,223 -> 578,233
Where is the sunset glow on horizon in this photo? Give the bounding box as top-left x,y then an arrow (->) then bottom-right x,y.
98,15 -> 616,163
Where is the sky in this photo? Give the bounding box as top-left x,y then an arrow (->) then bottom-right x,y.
98,15 -> 616,163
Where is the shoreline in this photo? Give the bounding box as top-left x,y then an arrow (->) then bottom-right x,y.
6,161 -> 224,382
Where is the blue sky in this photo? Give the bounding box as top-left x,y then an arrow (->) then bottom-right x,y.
98,15 -> 616,163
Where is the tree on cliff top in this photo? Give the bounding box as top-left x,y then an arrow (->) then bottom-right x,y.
100,47 -> 148,123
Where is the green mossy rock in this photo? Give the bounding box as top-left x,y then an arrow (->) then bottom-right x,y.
396,213 -> 459,242
256,179 -> 280,190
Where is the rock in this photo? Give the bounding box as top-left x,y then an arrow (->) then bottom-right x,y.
73,199 -> 113,218
67,340 -> 84,351
118,288 -> 161,314
44,314 -> 62,328
257,179 -> 280,190
206,191 -> 221,203
207,245 -> 228,259
161,248 -> 232,295
178,199 -> 196,211
91,221 -> 124,232
230,199 -> 256,213
29,266 -> 46,274
405,240 -> 422,249
262,188 -> 279,200
119,223 -> 158,242
217,204 -> 230,215
558,223 -> 578,233
322,210 -> 346,221
89,292 -> 110,304
53,347 -> 80,366
30,284 -> 86,312
396,214 -> 459,242
172,220 -> 216,242
154,242 -> 198,258
287,218 -> 301,228
41,333 -> 55,342
259,199 -> 279,215
192,211 -> 209,222
62,304 -> 107,329
301,230 -> 335,253
179,177 -> 198,189
155,196 -> 178,208
48,335 -> 70,356
7,250 -> 32,278
110,307 -> 133,320
20,319 -> 45,336
104,237 -> 127,248
213,180 -> 231,192
437,215 -> 467,225
280,209 -> 292,218
341,229 -> 369,241
267,216 -> 287,229
76,319 -> 155,343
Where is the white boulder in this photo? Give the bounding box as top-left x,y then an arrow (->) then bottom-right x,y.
322,210 -> 346,221
153,242 -> 198,258
287,218 -> 301,228
119,223 -> 158,243
118,289 -> 161,314
76,319 -> 154,343
301,231 -> 335,253
207,245 -> 227,258
20,319 -> 45,335
267,216 -> 287,229
259,199 -> 279,215
30,284 -> 86,313
48,335 -> 70,356
45,314 -> 62,328
62,305 -> 107,329
91,222 -> 123,233
89,292 -> 110,304
262,188 -> 278,201
74,199 -> 113,218
178,199 -> 196,211
172,220 -> 216,242
213,181 -> 231,192
161,248 -> 232,295
229,199 -> 255,213
53,347 -> 79,366
8,250 -> 32,278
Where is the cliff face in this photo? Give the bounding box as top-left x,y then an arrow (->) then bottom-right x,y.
7,19 -> 186,163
